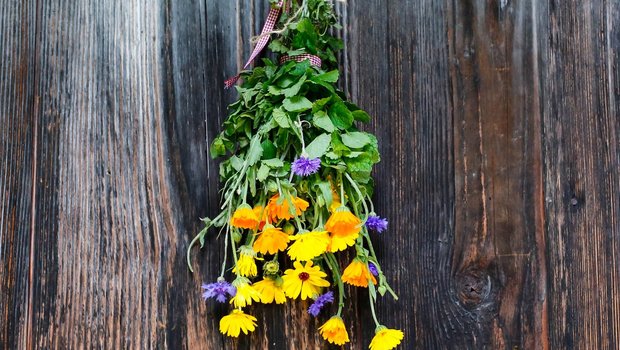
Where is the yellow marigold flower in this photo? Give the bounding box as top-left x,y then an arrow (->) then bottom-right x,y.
230,205 -> 260,229
325,208 -> 361,252
253,277 -> 286,304
267,194 -> 309,221
232,250 -> 258,277
253,226 -> 290,255
282,260 -> 330,300
287,231 -> 330,261
342,259 -> 377,288
219,309 -> 257,337
230,278 -> 261,308
319,316 -> 349,345
369,327 -> 404,350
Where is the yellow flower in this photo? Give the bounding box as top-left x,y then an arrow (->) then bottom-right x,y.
287,231 -> 330,261
267,194 -> 309,221
325,208 -> 361,252
230,205 -> 260,229
230,278 -> 261,308
253,277 -> 286,304
282,260 -> 330,300
342,259 -> 377,288
219,309 -> 257,337
369,327 -> 404,350
232,250 -> 258,277
253,226 -> 290,255
319,316 -> 349,345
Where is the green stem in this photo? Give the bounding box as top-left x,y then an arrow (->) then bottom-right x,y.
338,172 -> 345,207
345,173 -> 369,217
368,288 -> 381,328
325,253 -> 345,316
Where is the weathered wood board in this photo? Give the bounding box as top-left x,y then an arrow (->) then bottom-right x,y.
1,0 -> 619,348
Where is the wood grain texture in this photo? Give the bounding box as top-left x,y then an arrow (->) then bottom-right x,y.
0,1 -> 37,349
1,0 -> 619,349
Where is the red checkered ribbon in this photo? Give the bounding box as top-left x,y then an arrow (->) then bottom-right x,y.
224,2 -> 283,88
279,54 -> 322,68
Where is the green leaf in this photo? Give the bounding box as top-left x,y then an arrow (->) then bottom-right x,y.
273,107 -> 291,128
312,96 -> 332,112
257,164 -> 270,182
313,70 -> 339,83
230,156 -> 244,171
352,110 -> 371,123
316,181 -> 333,209
246,137 -> 263,166
328,102 -> 354,130
305,133 -> 331,159
341,132 -> 371,149
210,137 -> 227,158
268,39 -> 288,53
262,159 -> 284,168
312,111 -> 335,132
283,96 -> 313,112
283,76 -> 307,97
261,140 -> 277,159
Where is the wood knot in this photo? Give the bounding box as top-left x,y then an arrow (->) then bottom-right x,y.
455,269 -> 491,309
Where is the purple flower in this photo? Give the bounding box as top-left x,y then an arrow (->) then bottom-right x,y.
201,280 -> 236,303
308,291 -> 334,317
365,215 -> 388,233
291,156 -> 321,176
368,262 -> 379,277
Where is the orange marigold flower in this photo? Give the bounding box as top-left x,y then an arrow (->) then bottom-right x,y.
253,226 -> 290,255
319,316 -> 350,345
230,205 -> 260,230
267,194 -> 309,222
253,205 -> 269,230
341,259 -> 377,288
325,208 -> 361,252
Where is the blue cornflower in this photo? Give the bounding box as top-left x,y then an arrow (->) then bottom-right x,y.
307,291 -> 335,317
365,215 -> 388,233
291,156 -> 321,176
368,262 -> 379,277
201,280 -> 236,303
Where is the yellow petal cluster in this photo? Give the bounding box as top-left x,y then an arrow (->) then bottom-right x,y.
282,261 -> 330,300
287,231 -> 330,261
230,280 -> 261,308
369,328 -> 404,350
232,252 -> 258,277
253,277 -> 286,304
219,309 -> 257,337
319,316 -> 349,345
253,226 -> 290,255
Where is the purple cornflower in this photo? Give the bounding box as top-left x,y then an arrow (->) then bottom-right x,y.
368,262 -> 379,277
291,156 -> 321,176
201,280 -> 236,303
365,215 -> 388,233
308,291 -> 335,317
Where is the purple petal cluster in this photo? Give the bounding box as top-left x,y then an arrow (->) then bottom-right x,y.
368,262 -> 379,277
308,291 -> 334,317
291,156 -> 321,176
365,215 -> 388,233
201,280 -> 236,303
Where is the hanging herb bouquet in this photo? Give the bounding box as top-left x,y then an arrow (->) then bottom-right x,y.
188,0 -> 403,348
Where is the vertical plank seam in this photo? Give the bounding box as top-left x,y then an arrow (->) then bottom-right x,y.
25,0 -> 42,348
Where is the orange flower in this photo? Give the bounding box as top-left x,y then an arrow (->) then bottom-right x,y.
230,205 -> 260,230
253,205 -> 269,230
267,194 -> 309,222
341,259 -> 377,288
319,316 -> 349,345
325,208 -> 361,252
253,226 -> 290,255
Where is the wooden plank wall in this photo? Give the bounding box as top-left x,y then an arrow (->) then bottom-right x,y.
1,0 -> 618,349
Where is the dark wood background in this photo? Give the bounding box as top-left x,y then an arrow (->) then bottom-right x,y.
1,0 -> 619,349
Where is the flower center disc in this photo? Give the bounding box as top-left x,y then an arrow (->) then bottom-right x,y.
298,272 -> 310,281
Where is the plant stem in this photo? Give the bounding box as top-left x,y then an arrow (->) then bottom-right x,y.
368,288 -> 381,328
325,253 -> 345,316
